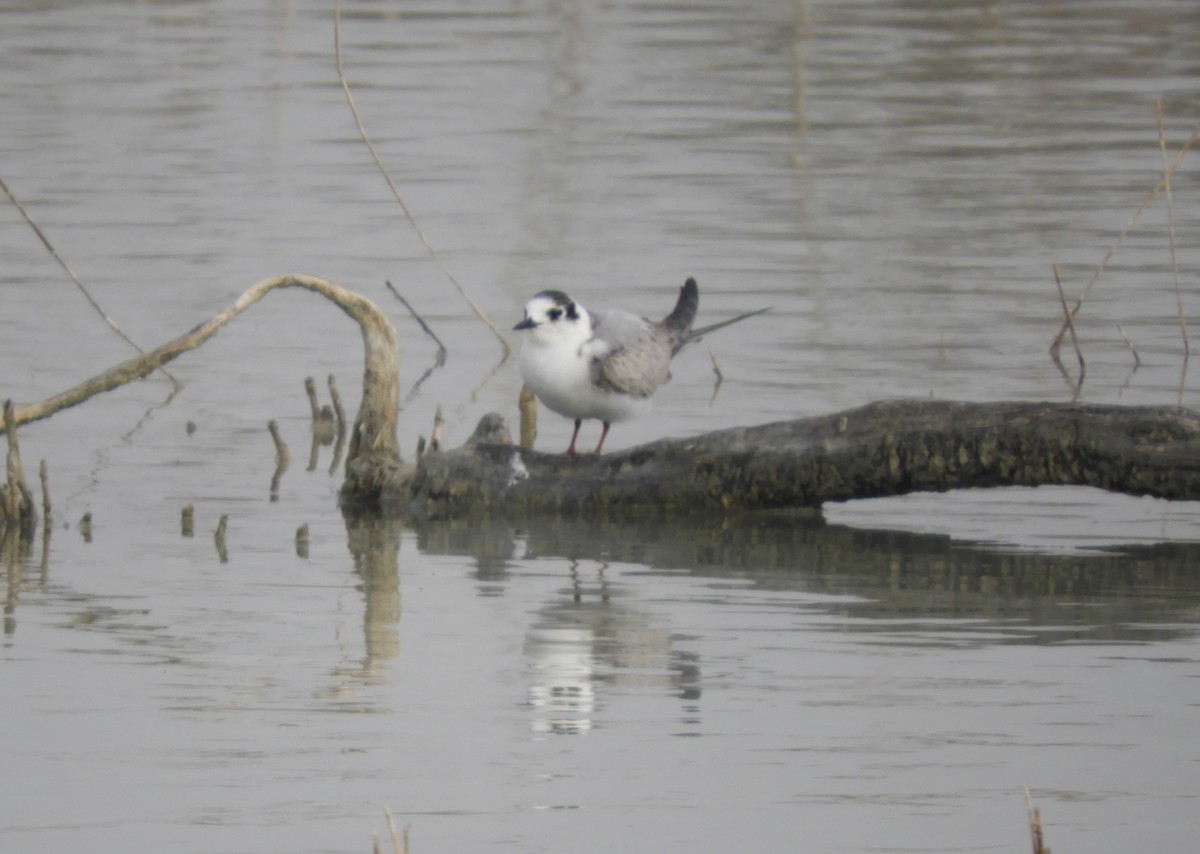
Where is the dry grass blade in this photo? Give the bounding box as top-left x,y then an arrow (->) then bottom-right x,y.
0,175 -> 179,386
1050,120 -> 1200,356
333,1 -> 511,359
1156,100 -> 1190,404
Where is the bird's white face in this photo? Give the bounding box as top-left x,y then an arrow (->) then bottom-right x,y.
513,291 -> 591,348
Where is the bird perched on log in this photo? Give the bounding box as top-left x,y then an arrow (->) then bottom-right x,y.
513,277 -> 767,455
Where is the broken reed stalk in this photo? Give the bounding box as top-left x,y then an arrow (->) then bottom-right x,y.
518,385 -> 538,449
1024,789 -> 1050,854
327,374 -> 349,476
305,377 -> 322,422
1051,264 -> 1085,395
0,175 -> 178,386
383,807 -> 409,854
305,377 -> 336,445
333,0 -> 511,359
328,374 -> 347,434
268,420 -> 290,468
1049,120 -> 1200,356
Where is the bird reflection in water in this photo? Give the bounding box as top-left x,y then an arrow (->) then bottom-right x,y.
524,560 -> 701,736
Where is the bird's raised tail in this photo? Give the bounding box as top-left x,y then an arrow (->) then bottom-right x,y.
661,277 -> 700,344
665,276 -> 769,353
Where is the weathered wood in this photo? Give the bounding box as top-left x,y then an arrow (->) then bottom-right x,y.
2,275 -> 399,472
2,400 -> 37,537
367,400 -> 1200,518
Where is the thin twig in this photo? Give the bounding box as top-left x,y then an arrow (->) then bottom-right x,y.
1156,101 -> 1189,403
0,175 -> 179,385
710,350 -> 725,384
333,1 -> 511,359
385,280 -> 448,367
1052,264 -> 1085,398
709,350 -> 724,403
1116,324 -> 1141,369
1050,121 -> 1200,355
385,281 -> 449,402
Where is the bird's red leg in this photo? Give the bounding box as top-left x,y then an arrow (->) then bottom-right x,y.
593,421 -> 611,455
566,419 -> 583,456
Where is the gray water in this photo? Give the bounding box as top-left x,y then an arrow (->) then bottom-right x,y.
3,1 -> 1200,852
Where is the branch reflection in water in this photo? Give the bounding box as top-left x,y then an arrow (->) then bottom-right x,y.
339,506 -> 1200,736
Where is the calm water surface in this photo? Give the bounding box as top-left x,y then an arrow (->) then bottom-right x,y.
3,1 -> 1200,852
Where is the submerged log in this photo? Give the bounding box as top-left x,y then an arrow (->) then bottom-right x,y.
353,400 -> 1200,518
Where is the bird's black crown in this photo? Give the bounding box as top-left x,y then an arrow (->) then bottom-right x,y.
534,289 -> 578,319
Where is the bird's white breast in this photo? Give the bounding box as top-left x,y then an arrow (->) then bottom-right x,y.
518,334 -> 645,424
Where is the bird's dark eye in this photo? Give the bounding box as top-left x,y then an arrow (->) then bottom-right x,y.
547,308 -> 562,321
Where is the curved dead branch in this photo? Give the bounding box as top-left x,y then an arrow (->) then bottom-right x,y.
3,275 -> 400,470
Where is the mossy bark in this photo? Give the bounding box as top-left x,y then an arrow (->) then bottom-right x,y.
357,400 -> 1200,518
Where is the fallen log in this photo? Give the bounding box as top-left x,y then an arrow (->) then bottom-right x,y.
5,276 -> 1198,523
356,400 -> 1200,518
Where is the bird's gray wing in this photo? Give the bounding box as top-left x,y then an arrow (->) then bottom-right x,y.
586,310 -> 671,397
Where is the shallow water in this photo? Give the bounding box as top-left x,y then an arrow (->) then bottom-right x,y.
3,1 -> 1200,852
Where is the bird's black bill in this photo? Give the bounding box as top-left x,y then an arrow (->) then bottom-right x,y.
513,317 -> 537,331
